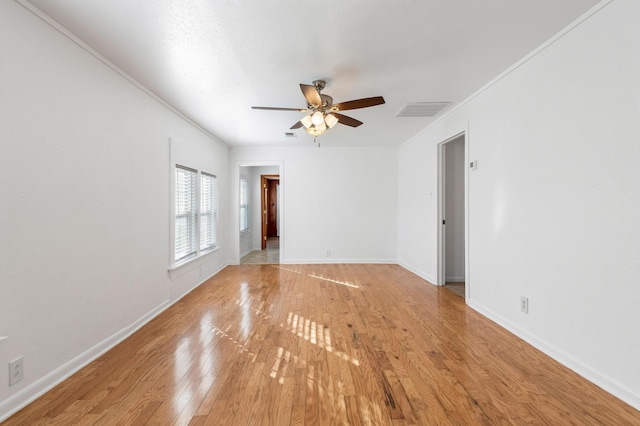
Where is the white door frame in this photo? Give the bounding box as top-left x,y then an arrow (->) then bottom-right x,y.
233,161 -> 284,265
437,132 -> 468,298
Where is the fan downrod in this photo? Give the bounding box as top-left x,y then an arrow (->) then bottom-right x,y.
312,80 -> 326,92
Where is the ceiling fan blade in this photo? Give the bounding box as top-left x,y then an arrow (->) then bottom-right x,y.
300,84 -> 322,107
334,96 -> 385,111
290,121 -> 304,129
334,113 -> 363,128
252,106 -> 307,111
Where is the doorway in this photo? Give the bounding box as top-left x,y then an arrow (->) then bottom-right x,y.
238,164 -> 282,265
438,134 -> 466,298
261,174 -> 279,250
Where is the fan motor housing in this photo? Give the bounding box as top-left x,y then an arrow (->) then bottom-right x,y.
312,79 -> 326,92
320,94 -> 333,108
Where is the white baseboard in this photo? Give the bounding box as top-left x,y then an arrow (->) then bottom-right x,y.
467,298 -> 640,412
172,262 -> 231,302
445,276 -> 465,283
0,300 -> 169,422
0,263 -> 230,423
7,262 -> 636,421
397,261 -> 436,285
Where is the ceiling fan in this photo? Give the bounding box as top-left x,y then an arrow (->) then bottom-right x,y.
252,80 -> 385,140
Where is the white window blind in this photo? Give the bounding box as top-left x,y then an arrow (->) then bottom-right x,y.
175,166 -> 197,262
200,172 -> 218,251
240,178 -> 249,233
174,165 -> 218,266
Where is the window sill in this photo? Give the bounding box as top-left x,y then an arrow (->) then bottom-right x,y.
168,247 -> 219,279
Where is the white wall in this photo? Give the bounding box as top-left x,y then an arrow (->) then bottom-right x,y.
0,2 -> 230,420
231,147 -> 398,264
398,0 -> 640,409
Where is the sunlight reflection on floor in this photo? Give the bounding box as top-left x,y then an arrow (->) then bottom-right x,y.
273,265 -> 360,288
203,281 -> 367,424
282,311 -> 359,366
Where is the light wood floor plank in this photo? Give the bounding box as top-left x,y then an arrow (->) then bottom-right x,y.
4,264 -> 639,425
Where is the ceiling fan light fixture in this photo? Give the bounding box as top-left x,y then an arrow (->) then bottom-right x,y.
305,121 -> 327,137
300,114 -> 313,128
311,111 -> 325,126
324,113 -> 338,128
305,127 -> 320,136
251,80 -> 385,140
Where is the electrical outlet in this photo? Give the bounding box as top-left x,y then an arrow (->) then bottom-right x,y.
326,250 -> 331,257
9,357 -> 24,386
520,297 -> 529,314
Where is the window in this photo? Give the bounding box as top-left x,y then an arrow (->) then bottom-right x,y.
200,172 -> 218,251
174,165 -> 218,265
240,178 -> 249,233
175,166 -> 197,263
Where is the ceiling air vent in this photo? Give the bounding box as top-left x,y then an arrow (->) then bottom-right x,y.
285,132 -> 296,138
395,102 -> 452,118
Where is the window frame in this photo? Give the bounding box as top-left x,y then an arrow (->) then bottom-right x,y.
199,172 -> 218,252
239,178 -> 249,234
172,164 -> 218,268
174,165 -> 198,264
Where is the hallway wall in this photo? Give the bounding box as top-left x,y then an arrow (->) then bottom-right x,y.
398,0 -> 640,409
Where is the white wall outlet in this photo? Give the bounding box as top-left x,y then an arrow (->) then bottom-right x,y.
520,296 -> 529,314
469,159 -> 478,170
9,357 -> 24,386
326,250 -> 331,257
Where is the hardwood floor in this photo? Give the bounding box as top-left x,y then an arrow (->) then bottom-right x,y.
5,264 -> 639,425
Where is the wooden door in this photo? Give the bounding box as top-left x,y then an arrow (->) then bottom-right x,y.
267,179 -> 279,237
260,174 -> 279,249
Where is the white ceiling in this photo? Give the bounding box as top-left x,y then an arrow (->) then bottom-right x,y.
23,0 -> 600,148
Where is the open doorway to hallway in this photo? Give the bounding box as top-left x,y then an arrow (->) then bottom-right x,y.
241,237 -> 279,264
260,174 -> 280,250
238,165 -> 282,265
438,134 -> 467,298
